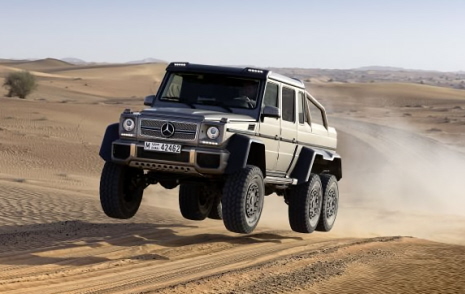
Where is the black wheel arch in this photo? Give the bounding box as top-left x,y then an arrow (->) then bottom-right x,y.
99,123 -> 119,162
225,134 -> 266,177
290,146 -> 342,184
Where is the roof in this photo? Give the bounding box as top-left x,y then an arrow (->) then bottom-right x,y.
268,72 -> 305,88
166,62 -> 305,88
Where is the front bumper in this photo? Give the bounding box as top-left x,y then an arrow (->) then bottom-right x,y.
111,140 -> 230,176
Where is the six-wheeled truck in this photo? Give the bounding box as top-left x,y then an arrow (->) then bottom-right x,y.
99,62 -> 342,234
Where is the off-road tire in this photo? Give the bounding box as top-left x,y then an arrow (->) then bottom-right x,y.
179,183 -> 214,221
100,161 -> 145,219
222,165 -> 264,234
316,174 -> 339,232
288,173 -> 323,233
208,192 -> 223,220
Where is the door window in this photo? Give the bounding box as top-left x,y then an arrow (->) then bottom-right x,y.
263,82 -> 279,107
282,87 -> 295,122
298,92 -> 307,124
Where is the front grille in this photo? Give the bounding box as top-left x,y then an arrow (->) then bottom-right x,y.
140,119 -> 197,141
141,128 -> 196,140
137,147 -> 190,162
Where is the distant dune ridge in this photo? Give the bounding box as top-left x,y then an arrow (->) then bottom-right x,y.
0,57 -> 464,293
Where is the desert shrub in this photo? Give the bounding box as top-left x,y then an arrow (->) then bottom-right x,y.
3,71 -> 38,98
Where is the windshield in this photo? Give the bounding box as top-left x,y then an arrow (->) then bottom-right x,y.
159,72 -> 260,110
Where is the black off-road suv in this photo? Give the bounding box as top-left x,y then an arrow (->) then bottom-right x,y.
99,62 -> 342,234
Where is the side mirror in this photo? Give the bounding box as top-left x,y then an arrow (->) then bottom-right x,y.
261,106 -> 281,119
144,95 -> 156,106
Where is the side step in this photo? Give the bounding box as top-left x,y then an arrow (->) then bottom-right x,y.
264,176 -> 298,185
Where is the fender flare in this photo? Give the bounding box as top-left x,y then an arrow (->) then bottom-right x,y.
99,123 -> 119,162
290,146 -> 342,184
225,134 -> 266,176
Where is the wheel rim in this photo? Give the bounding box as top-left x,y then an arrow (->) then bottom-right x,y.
308,185 -> 321,226
197,190 -> 213,213
325,187 -> 338,224
245,182 -> 261,225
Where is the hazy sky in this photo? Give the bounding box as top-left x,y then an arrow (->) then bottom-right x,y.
2,0 -> 464,71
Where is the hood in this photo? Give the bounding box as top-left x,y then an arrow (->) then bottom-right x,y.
140,107 -> 256,122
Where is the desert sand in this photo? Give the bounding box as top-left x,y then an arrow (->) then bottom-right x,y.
0,59 -> 464,293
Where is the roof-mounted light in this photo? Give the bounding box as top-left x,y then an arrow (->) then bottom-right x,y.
246,68 -> 264,74
173,62 -> 187,66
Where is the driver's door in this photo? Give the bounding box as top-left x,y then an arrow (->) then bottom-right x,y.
259,81 -> 280,172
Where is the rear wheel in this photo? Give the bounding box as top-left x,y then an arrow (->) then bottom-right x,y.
179,183 -> 214,220
288,174 -> 323,233
222,165 -> 264,234
100,162 -> 145,219
316,174 -> 339,232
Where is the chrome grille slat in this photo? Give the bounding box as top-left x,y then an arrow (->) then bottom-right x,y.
141,120 -> 164,128
140,119 -> 198,141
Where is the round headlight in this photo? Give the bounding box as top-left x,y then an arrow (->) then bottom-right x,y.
122,118 -> 135,132
206,126 -> 220,139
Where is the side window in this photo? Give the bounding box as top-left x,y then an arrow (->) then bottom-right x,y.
282,87 -> 295,122
263,82 -> 278,107
161,73 -> 183,99
298,92 -> 306,124
306,94 -> 325,126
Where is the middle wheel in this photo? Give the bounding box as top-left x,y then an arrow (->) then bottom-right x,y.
288,173 -> 323,233
222,165 -> 264,234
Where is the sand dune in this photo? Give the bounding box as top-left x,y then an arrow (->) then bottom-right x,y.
0,65 -> 77,80
0,62 -> 464,293
0,58 -> 74,72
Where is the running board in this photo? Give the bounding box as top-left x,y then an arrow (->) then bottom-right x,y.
264,177 -> 298,185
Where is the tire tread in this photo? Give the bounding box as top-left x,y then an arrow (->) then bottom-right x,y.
222,166 -> 263,234
288,173 -> 322,233
316,174 -> 338,232
99,162 -> 141,219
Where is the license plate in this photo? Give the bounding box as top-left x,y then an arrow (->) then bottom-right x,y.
144,142 -> 181,153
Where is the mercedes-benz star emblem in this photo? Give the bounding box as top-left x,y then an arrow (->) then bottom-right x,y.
161,122 -> 175,138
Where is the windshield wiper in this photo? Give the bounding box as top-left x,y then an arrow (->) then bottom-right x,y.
182,102 -> 196,109
161,96 -> 196,109
198,101 -> 233,113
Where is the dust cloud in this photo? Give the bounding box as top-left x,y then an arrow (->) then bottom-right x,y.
261,116 -> 465,244
142,118 -> 465,243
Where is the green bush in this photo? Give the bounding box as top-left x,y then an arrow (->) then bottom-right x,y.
3,71 -> 38,98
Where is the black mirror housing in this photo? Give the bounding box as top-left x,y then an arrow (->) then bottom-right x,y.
144,95 -> 156,106
261,106 -> 281,119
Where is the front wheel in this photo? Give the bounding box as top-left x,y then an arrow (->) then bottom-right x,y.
288,174 -> 323,233
99,162 -> 145,219
222,165 -> 264,234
